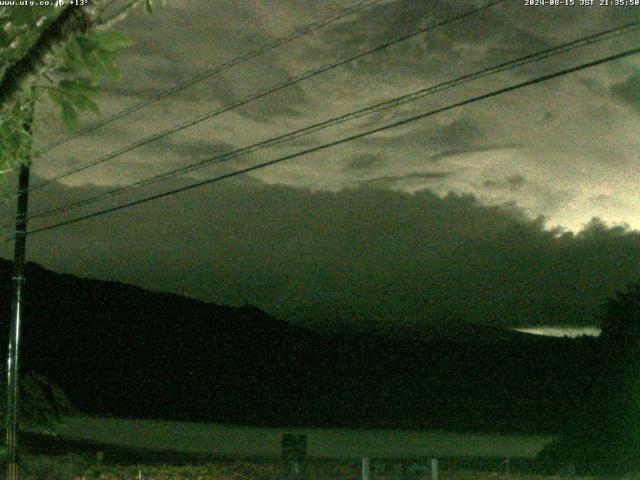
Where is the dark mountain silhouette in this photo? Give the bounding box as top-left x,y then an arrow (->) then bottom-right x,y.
538,284 -> 640,474
0,259 -> 598,434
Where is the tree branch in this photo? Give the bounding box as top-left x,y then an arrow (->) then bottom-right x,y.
96,0 -> 144,31
0,5 -> 94,113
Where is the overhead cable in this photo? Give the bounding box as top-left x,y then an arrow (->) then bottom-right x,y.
23,21 -> 640,223
36,0 -> 386,156
30,0 -> 506,192
22,45 -> 640,238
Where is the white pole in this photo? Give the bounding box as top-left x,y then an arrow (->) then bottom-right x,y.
431,458 -> 438,480
362,457 -> 370,480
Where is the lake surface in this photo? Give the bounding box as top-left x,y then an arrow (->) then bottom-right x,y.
54,416 -> 553,460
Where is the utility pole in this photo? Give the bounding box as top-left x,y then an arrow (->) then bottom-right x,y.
5,163 -> 30,480
5,91 -> 33,480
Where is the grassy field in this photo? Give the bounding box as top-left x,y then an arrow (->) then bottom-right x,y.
73,464 -> 591,480
8,456 -> 598,480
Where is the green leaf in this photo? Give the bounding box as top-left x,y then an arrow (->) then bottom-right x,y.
77,35 -> 98,64
61,51 -> 84,71
74,95 -> 100,115
61,38 -> 85,70
66,37 -> 83,60
90,50 -> 120,80
144,0 -> 153,14
76,34 -> 99,50
17,128 -> 31,146
60,101 -> 78,131
0,28 -> 12,49
59,78 -> 99,98
48,81 -> 101,119
47,87 -> 66,107
90,31 -> 133,52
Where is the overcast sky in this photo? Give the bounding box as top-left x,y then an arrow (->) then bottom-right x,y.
2,0 -> 640,336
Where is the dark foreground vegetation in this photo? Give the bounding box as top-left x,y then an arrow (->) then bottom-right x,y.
539,284 -> 640,475
3,260 -> 640,474
0,448 -> 598,480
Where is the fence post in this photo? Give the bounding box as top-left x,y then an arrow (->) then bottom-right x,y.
431,458 -> 438,480
362,457 -> 370,480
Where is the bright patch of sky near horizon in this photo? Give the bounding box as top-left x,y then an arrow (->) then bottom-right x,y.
514,326 -> 602,338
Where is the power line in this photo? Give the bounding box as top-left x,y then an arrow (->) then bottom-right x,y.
31,0 -> 495,189
29,0 -> 506,192
22,21 -> 640,224
22,45 -> 640,238
36,0 -> 385,156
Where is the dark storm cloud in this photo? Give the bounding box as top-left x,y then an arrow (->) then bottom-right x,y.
106,1 -> 310,119
610,74 -> 640,113
320,1 -> 468,69
99,66 -> 181,100
145,139 -> 235,163
108,62 -> 310,122
344,153 -> 385,171
168,61 -> 309,120
598,4 -> 640,24
7,180 -> 640,334
424,144 -> 522,162
366,116 -> 486,150
361,116 -> 521,165
427,117 -> 485,149
507,174 -> 526,186
366,172 -> 451,186
483,174 -> 526,190
317,0 -> 551,79
134,138 -> 256,180
114,3 -> 270,66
